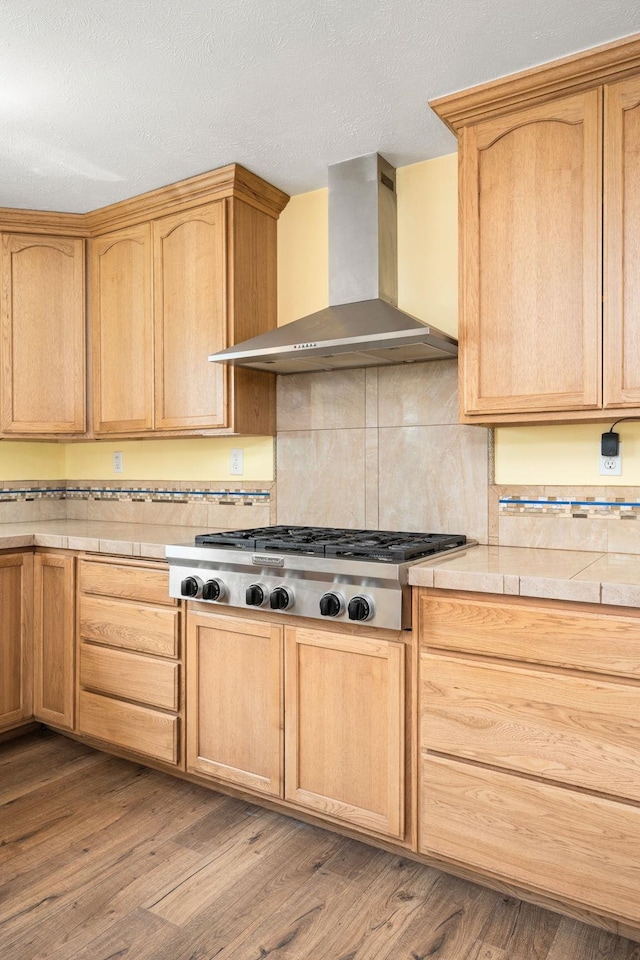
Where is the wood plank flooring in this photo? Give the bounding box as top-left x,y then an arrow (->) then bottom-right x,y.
1,731 -> 639,960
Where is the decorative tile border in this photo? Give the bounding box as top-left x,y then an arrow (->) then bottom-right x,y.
500,497 -> 640,520
0,482 -> 272,507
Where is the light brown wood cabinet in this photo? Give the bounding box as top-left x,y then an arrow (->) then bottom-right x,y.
89,166 -> 288,437
430,39 -> 640,424
417,588 -> 640,931
90,223 -> 154,434
186,611 -> 284,797
0,552 -> 33,731
0,233 -> 85,435
285,625 -> 405,839
185,608 -> 406,839
33,552 -> 75,730
77,557 -> 183,767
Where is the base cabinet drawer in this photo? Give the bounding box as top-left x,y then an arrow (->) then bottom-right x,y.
79,560 -> 176,606
79,595 -> 179,658
80,644 -> 179,712
420,755 -> 640,925
420,594 -> 640,680
78,690 -> 179,765
421,652 -> 640,802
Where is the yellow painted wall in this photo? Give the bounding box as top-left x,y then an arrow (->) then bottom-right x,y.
0,442 -> 66,481
277,189 -> 328,326
0,438 -> 274,482
495,424 -> 640,486
65,438 -> 274,482
397,155 -> 458,337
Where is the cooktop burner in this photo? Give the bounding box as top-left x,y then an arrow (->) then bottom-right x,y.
194,525 -> 467,563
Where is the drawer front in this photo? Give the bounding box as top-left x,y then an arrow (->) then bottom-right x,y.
79,595 -> 179,658
79,560 -> 175,606
420,755 -> 640,924
80,644 -> 179,712
78,689 -> 179,765
422,652 -> 640,801
420,594 -> 640,679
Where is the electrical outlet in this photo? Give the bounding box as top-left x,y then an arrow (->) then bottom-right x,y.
230,448 -> 244,475
600,446 -> 622,476
113,451 -> 123,474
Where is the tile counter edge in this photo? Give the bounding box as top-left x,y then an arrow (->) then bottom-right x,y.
408,544 -> 640,607
0,520 -> 213,561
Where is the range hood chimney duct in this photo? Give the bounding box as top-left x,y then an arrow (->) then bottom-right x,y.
208,153 -> 457,374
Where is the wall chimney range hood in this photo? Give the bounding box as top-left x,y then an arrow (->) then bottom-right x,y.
208,153 -> 457,375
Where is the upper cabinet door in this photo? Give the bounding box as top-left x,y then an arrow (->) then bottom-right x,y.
153,201 -> 227,431
91,224 -> 154,434
603,76 -> 640,408
460,90 -> 602,418
1,234 -> 85,434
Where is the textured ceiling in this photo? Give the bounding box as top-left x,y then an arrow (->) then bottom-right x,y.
1,0 -> 638,212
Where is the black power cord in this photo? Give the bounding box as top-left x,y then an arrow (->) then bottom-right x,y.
601,417 -> 640,456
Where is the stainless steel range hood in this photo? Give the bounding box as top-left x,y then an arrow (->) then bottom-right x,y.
208,153 -> 457,375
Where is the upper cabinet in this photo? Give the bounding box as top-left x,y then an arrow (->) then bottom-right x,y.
604,74 -> 640,409
0,163 -> 287,440
430,34 -> 640,425
1,232 -> 86,435
89,165 -> 288,438
90,223 -> 154,434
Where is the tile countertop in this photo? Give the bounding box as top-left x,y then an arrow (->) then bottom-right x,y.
408,544 -> 640,608
0,520 -> 210,561
2,522 -> 639,608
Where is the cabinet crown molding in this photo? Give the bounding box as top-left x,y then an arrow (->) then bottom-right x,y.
0,164 -> 289,238
430,30 -> 640,132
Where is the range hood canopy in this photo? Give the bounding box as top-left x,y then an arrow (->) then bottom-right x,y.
209,153 -> 457,375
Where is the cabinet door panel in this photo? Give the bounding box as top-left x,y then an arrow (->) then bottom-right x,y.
1,234 -> 85,433
154,202 -> 227,430
187,614 -> 283,797
420,755 -> 640,925
91,225 -> 154,433
285,627 -> 404,838
604,76 -> 640,407
460,90 -> 602,417
33,553 -> 75,730
0,553 -> 33,728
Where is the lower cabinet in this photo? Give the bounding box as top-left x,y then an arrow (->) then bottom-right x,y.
418,589 -> 640,928
33,552 -> 75,730
0,552 -> 33,731
77,557 -> 183,767
284,625 -> 405,839
185,609 -> 406,839
186,612 -> 284,797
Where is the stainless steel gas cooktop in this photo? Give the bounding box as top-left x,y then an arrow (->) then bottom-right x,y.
166,525 -> 473,631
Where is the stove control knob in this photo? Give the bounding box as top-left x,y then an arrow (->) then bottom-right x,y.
246,583 -> 268,607
202,578 -> 224,602
270,586 -> 293,610
319,592 -> 343,617
347,595 -> 374,622
180,576 -> 202,599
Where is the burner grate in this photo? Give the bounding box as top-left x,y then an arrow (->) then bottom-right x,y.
195,526 -> 467,562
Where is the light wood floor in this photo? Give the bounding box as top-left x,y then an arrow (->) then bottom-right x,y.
1,731 -> 639,960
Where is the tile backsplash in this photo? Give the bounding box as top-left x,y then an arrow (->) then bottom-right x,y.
0,480 -> 274,529
276,359 -> 491,542
494,486 -> 640,554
